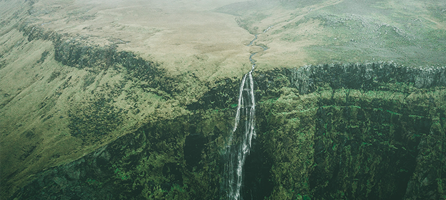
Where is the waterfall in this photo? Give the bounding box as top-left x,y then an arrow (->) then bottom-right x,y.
224,44 -> 257,200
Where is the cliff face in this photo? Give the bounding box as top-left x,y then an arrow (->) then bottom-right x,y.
8,63 -> 446,200
1,0 -> 445,199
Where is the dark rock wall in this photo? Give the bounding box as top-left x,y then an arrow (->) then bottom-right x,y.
255,63 -> 445,200
3,1 -> 444,199
10,62 -> 445,200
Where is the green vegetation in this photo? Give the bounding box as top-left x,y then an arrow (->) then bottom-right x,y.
2,0 -> 445,199
8,62 -> 446,200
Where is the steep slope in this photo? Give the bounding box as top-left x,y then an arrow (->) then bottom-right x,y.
1,0 -> 445,199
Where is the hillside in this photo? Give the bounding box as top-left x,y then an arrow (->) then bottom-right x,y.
0,0 -> 445,199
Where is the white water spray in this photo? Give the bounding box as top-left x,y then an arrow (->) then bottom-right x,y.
224,35 -> 258,200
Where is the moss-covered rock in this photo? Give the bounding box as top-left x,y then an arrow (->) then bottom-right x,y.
10,62 -> 445,200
